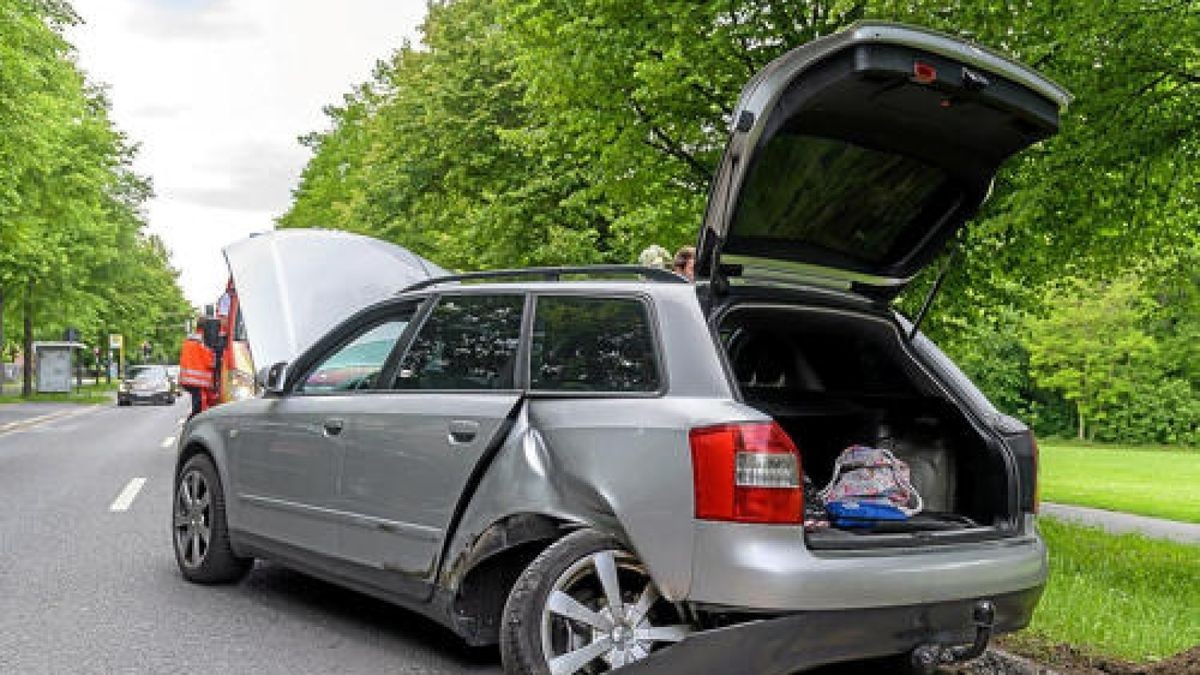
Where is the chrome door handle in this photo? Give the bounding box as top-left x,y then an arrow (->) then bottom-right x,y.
448,419 -> 479,445
323,418 -> 345,436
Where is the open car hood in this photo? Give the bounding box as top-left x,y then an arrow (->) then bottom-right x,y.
223,229 -> 446,370
696,22 -> 1070,299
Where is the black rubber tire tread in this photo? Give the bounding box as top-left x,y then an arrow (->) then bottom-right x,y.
173,453 -> 252,584
499,528 -> 627,675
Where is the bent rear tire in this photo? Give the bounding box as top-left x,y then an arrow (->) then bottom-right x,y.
500,529 -> 692,675
172,453 -> 252,584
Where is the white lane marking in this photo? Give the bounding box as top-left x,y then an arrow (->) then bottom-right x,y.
109,477 -> 147,512
161,435 -> 176,449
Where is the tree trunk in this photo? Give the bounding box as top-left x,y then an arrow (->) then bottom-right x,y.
99,329 -> 111,384
21,280 -> 33,397
1076,404 -> 1086,440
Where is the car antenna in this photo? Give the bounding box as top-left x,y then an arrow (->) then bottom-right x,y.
908,233 -> 965,341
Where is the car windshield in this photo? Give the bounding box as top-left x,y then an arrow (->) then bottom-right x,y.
130,367 -> 165,382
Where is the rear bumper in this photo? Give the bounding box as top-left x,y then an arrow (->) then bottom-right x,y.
625,586 -> 1043,674
686,517 -> 1047,610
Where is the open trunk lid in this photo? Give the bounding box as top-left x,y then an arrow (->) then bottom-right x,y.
223,229 -> 446,370
696,22 -> 1070,299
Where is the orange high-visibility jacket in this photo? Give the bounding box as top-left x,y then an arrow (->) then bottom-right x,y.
178,334 -> 214,388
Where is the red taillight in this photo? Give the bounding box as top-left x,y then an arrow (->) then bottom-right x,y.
690,422 -> 802,524
913,60 -> 937,84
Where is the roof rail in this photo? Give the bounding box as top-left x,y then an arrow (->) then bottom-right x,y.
401,265 -> 687,293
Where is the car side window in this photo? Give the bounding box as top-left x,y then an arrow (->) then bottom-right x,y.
530,296 -> 660,393
393,294 -> 524,391
299,319 -> 409,394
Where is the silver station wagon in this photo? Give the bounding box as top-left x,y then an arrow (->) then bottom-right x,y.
173,22 -> 1068,675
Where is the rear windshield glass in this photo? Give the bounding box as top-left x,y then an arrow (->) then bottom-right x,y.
729,135 -> 957,267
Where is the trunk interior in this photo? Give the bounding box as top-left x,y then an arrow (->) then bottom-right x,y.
719,303 -> 1015,549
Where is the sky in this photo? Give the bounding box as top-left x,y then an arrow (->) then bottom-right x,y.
67,0 -> 428,307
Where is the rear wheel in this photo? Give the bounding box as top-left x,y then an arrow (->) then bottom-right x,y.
172,454 -> 251,583
500,530 -> 693,675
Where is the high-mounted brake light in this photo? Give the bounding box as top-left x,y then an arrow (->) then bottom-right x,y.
690,422 -> 802,524
913,60 -> 937,84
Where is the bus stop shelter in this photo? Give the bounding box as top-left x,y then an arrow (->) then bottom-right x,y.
33,342 -> 87,393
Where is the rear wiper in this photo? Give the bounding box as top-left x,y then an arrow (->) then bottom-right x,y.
908,235 -> 964,341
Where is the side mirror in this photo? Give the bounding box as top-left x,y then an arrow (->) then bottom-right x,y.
200,318 -> 224,351
256,361 -> 288,394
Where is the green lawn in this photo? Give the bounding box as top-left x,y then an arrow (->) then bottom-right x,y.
1039,441 -> 1200,523
1010,519 -> 1200,662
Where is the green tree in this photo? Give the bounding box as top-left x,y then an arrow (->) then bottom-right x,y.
279,0 -> 1199,442
1027,277 -> 1155,440
0,0 -> 190,394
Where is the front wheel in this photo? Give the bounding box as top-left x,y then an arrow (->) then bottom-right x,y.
500,530 -> 693,675
172,454 -> 252,584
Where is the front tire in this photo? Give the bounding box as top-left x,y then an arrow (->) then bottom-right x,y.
500,530 -> 692,675
172,454 -> 252,584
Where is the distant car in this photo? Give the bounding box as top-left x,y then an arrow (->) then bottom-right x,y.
165,365 -> 182,396
118,365 -> 175,406
173,23 -> 1066,675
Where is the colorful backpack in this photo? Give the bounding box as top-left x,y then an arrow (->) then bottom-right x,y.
818,445 -> 924,518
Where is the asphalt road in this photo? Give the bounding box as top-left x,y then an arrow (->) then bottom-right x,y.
0,400 -> 501,675
0,399 -> 974,674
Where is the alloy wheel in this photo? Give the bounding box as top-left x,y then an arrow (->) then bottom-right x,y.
539,549 -> 692,674
173,469 -> 212,568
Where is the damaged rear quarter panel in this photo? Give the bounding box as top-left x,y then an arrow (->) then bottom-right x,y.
443,397 -> 768,602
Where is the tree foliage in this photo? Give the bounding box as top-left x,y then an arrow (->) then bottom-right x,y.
0,0 -> 190,391
280,0 -> 1199,443
1026,268 -> 1199,445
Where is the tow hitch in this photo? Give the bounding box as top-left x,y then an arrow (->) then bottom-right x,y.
910,600 -> 996,674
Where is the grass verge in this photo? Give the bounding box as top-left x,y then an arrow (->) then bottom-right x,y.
1039,442 -> 1200,523
0,381 -> 116,405
1008,519 -> 1200,662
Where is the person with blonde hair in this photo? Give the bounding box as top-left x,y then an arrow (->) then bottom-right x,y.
638,244 -> 672,270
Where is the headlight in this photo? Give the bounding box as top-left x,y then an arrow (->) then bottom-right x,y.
229,370 -> 256,401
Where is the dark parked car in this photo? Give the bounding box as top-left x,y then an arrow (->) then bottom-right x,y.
172,22 -> 1067,675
